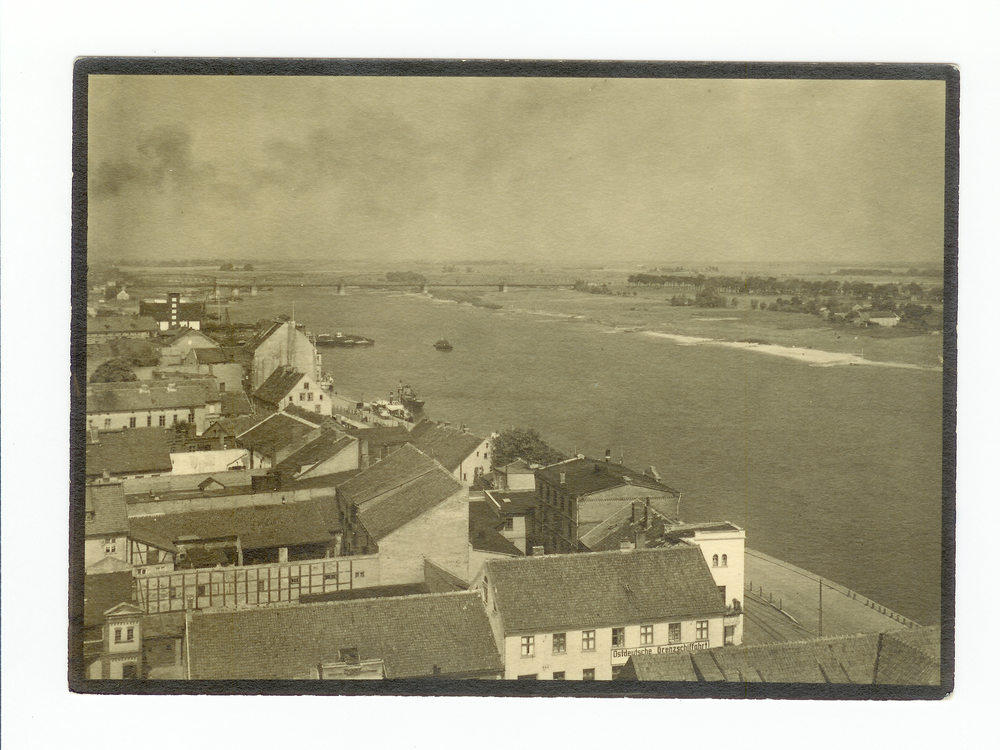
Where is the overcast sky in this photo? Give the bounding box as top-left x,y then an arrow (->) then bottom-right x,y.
87,74 -> 946,267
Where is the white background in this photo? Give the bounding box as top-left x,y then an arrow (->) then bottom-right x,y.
2,1 -> 996,746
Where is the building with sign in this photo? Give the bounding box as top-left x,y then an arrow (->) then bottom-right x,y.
472,545 -> 739,680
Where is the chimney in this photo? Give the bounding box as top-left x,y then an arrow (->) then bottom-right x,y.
102,469 -> 110,480
559,472 -> 566,485
531,545 -> 545,556
605,449 -> 611,463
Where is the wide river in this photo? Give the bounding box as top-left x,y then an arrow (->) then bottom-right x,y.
232,287 -> 942,626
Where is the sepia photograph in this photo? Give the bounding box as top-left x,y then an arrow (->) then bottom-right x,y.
70,60 -> 955,696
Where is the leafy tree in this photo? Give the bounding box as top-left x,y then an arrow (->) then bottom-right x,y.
108,338 -> 160,367
219,263 -> 234,271
491,428 -> 565,469
243,263 -> 254,272
90,358 -> 138,383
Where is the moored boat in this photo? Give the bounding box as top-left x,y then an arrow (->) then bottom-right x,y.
399,383 -> 425,409
315,332 -> 375,347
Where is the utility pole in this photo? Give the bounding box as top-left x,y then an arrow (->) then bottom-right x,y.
818,579 -> 823,637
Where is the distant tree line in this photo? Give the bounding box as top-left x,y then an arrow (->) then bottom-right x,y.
491,428 -> 566,469
385,271 -> 428,285
627,273 -> 943,303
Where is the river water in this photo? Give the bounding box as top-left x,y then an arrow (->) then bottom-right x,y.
231,287 -> 943,625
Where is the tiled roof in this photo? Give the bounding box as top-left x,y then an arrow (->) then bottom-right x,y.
86,429 -> 174,477
164,326 -> 217,346
624,628 -> 941,685
275,431 -> 356,475
194,348 -> 227,364
285,469 -> 364,492
497,458 -> 535,474
484,546 -> 725,634
221,391 -> 254,417
283,403 -> 334,428
85,483 -> 130,536
204,413 -> 269,439
359,470 -> 465,541
83,571 -> 135,628
300,582 -> 431,604
423,559 -> 470,591
535,457 -> 679,497
87,379 -> 220,414
252,366 -> 305,406
469,500 -> 523,556
579,502 -> 682,552
337,443 -> 439,506
243,320 -> 285,353
236,412 -> 319,457
410,422 -> 486,472
87,316 -> 159,335
484,488 -> 536,516
187,591 -> 503,679
127,498 -> 337,552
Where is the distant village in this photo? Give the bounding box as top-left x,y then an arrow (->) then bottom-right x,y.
80,281 -> 940,685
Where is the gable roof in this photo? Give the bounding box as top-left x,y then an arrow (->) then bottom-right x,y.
87,316 -> 159,335
187,591 -> 501,679
346,424 -> 415,450
220,391 -> 254,417
164,326 -> 219,347
469,500 -> 523,556
624,627 -> 940,685
483,546 -> 725,634
484,488 -> 537,517
336,444 -> 465,540
283,403 -> 332,428
236,412 -> 320,458
83,571 -> 135,628
86,429 -> 174,477
87,379 -> 220,414
275,430 -> 356,476
127,498 -> 337,552
409,422 -> 487,472
252,366 -> 306,406
84,482 -> 129,536
535,457 -> 679,498
243,320 -> 286,353
194,348 -> 227,365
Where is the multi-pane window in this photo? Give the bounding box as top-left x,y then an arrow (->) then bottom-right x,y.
668,623 -> 682,643
114,628 -> 123,643
582,668 -> 596,680
503,517 -> 514,531
696,621 -> 709,641
611,628 -> 625,647
104,418 -> 112,429
159,415 -> 166,426
129,417 -> 137,428
147,415 -> 152,427
188,409 -> 196,423
640,625 -> 654,645
552,671 -> 565,680
521,636 -> 535,657
173,414 -> 179,424
307,392 -> 314,401
582,630 -> 596,651
552,633 -> 567,654
126,627 -> 134,642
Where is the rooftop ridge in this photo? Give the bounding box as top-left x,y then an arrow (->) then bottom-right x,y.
191,587 -> 480,617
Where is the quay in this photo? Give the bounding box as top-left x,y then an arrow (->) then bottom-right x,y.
743,549 -> 920,644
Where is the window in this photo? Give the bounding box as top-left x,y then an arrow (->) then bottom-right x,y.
129,417 -> 137,428
582,668 -> 596,680
640,625 -> 654,645
169,587 -> 178,599
104,418 -> 112,429
188,409 -> 196,423
668,623 -> 681,643
696,621 -> 709,641
300,392 -> 306,400
725,625 -> 736,646
354,570 -> 364,579
307,391 -> 314,401
289,576 -> 300,586
289,396 -> 293,403
721,554 -> 728,567
582,630 -> 596,651
147,415 -> 152,427
258,580 -> 266,592
315,406 -> 321,413
718,585 -> 727,603
319,395 -> 323,400
219,383 -> 226,393
712,554 -> 719,567
114,628 -> 123,643
303,381 -> 309,390
173,413 -> 179,424
197,584 -> 207,596
503,517 -> 514,531
552,671 -> 566,680
552,633 -> 567,654
324,573 -> 337,581
126,627 -> 134,642
159,415 -> 166,426
521,636 -> 535,657
611,628 -> 625,647
147,549 -> 159,565
483,453 -> 487,460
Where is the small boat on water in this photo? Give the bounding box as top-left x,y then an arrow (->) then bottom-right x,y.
434,339 -> 453,351
399,383 -> 425,409
315,332 -> 375,347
